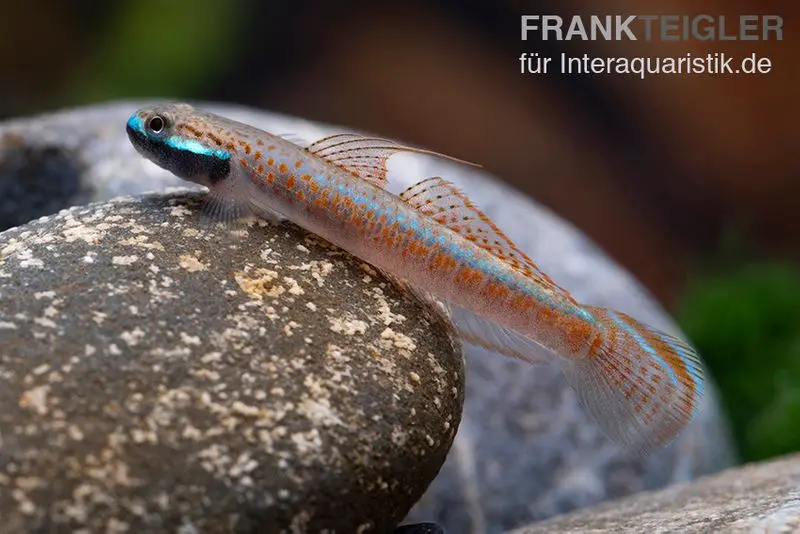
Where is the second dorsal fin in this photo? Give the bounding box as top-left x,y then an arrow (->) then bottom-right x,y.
305,133 -> 480,189
399,177 -> 576,301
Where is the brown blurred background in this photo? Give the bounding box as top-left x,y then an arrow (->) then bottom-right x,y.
3,0 -> 795,308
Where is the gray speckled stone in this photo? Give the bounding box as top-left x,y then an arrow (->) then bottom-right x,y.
512,452 -> 800,533
0,102 -> 735,533
0,191 -> 463,533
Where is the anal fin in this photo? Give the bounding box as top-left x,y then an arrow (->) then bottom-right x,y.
380,269 -> 554,366
447,302 -> 554,365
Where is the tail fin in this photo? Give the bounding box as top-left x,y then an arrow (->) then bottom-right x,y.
562,305 -> 705,456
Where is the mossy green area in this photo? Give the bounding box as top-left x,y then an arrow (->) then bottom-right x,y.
679,262 -> 800,462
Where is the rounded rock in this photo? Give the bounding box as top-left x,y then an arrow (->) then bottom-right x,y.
0,191 -> 464,533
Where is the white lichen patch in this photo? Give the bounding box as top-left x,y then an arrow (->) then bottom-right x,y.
168,205 -> 194,218
297,397 -> 343,427
118,235 -> 165,251
120,327 -> 147,347
282,277 -> 304,296
180,333 -> 202,346
283,321 -> 301,337
61,221 -> 106,244
291,428 -> 323,455
234,268 -> 285,300
328,315 -> 368,336
111,255 -> 139,266
379,328 -> 417,351
178,254 -> 207,272
32,317 -> 58,329
19,385 -> 49,415
390,425 -> 409,447
369,287 -> 406,326
1,244 -> 45,269
289,260 -> 334,287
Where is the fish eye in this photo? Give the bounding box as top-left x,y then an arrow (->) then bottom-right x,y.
147,115 -> 167,135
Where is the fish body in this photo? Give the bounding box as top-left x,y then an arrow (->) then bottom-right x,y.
126,103 -> 705,455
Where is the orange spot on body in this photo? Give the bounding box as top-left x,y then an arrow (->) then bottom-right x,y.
509,295 -> 526,310
267,172 -> 275,184
441,254 -> 457,270
294,160 -> 303,169
406,241 -> 429,258
182,125 -> 203,137
430,253 -> 448,271
295,190 -> 305,201
587,330 -> 604,359
268,145 -> 276,150
309,182 -> 319,193
256,139 -> 264,146
257,164 -> 264,173
238,158 -> 247,166
286,175 -> 296,189
561,319 -> 592,353
267,157 -> 275,167
301,174 -> 311,182
254,151 -> 262,160
279,163 -> 289,173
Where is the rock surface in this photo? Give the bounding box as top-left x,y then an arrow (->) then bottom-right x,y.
0,191 -> 463,533
513,452 -> 800,533
0,102 -> 736,533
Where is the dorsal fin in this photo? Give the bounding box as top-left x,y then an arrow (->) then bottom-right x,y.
400,177 -> 575,301
305,133 -> 480,189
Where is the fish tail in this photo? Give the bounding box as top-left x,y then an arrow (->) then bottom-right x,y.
561,305 -> 705,456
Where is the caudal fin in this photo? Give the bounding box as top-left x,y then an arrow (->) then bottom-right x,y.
562,305 -> 705,456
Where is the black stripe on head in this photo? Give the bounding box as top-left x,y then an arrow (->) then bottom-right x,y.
126,123 -> 230,186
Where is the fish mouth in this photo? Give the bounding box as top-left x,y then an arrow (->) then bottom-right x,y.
126,118 -> 170,167
126,122 -> 148,155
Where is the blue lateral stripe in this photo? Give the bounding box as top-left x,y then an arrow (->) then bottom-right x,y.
165,136 -> 231,160
316,174 -> 588,318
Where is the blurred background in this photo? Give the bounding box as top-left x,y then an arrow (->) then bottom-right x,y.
1,0 -> 797,464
